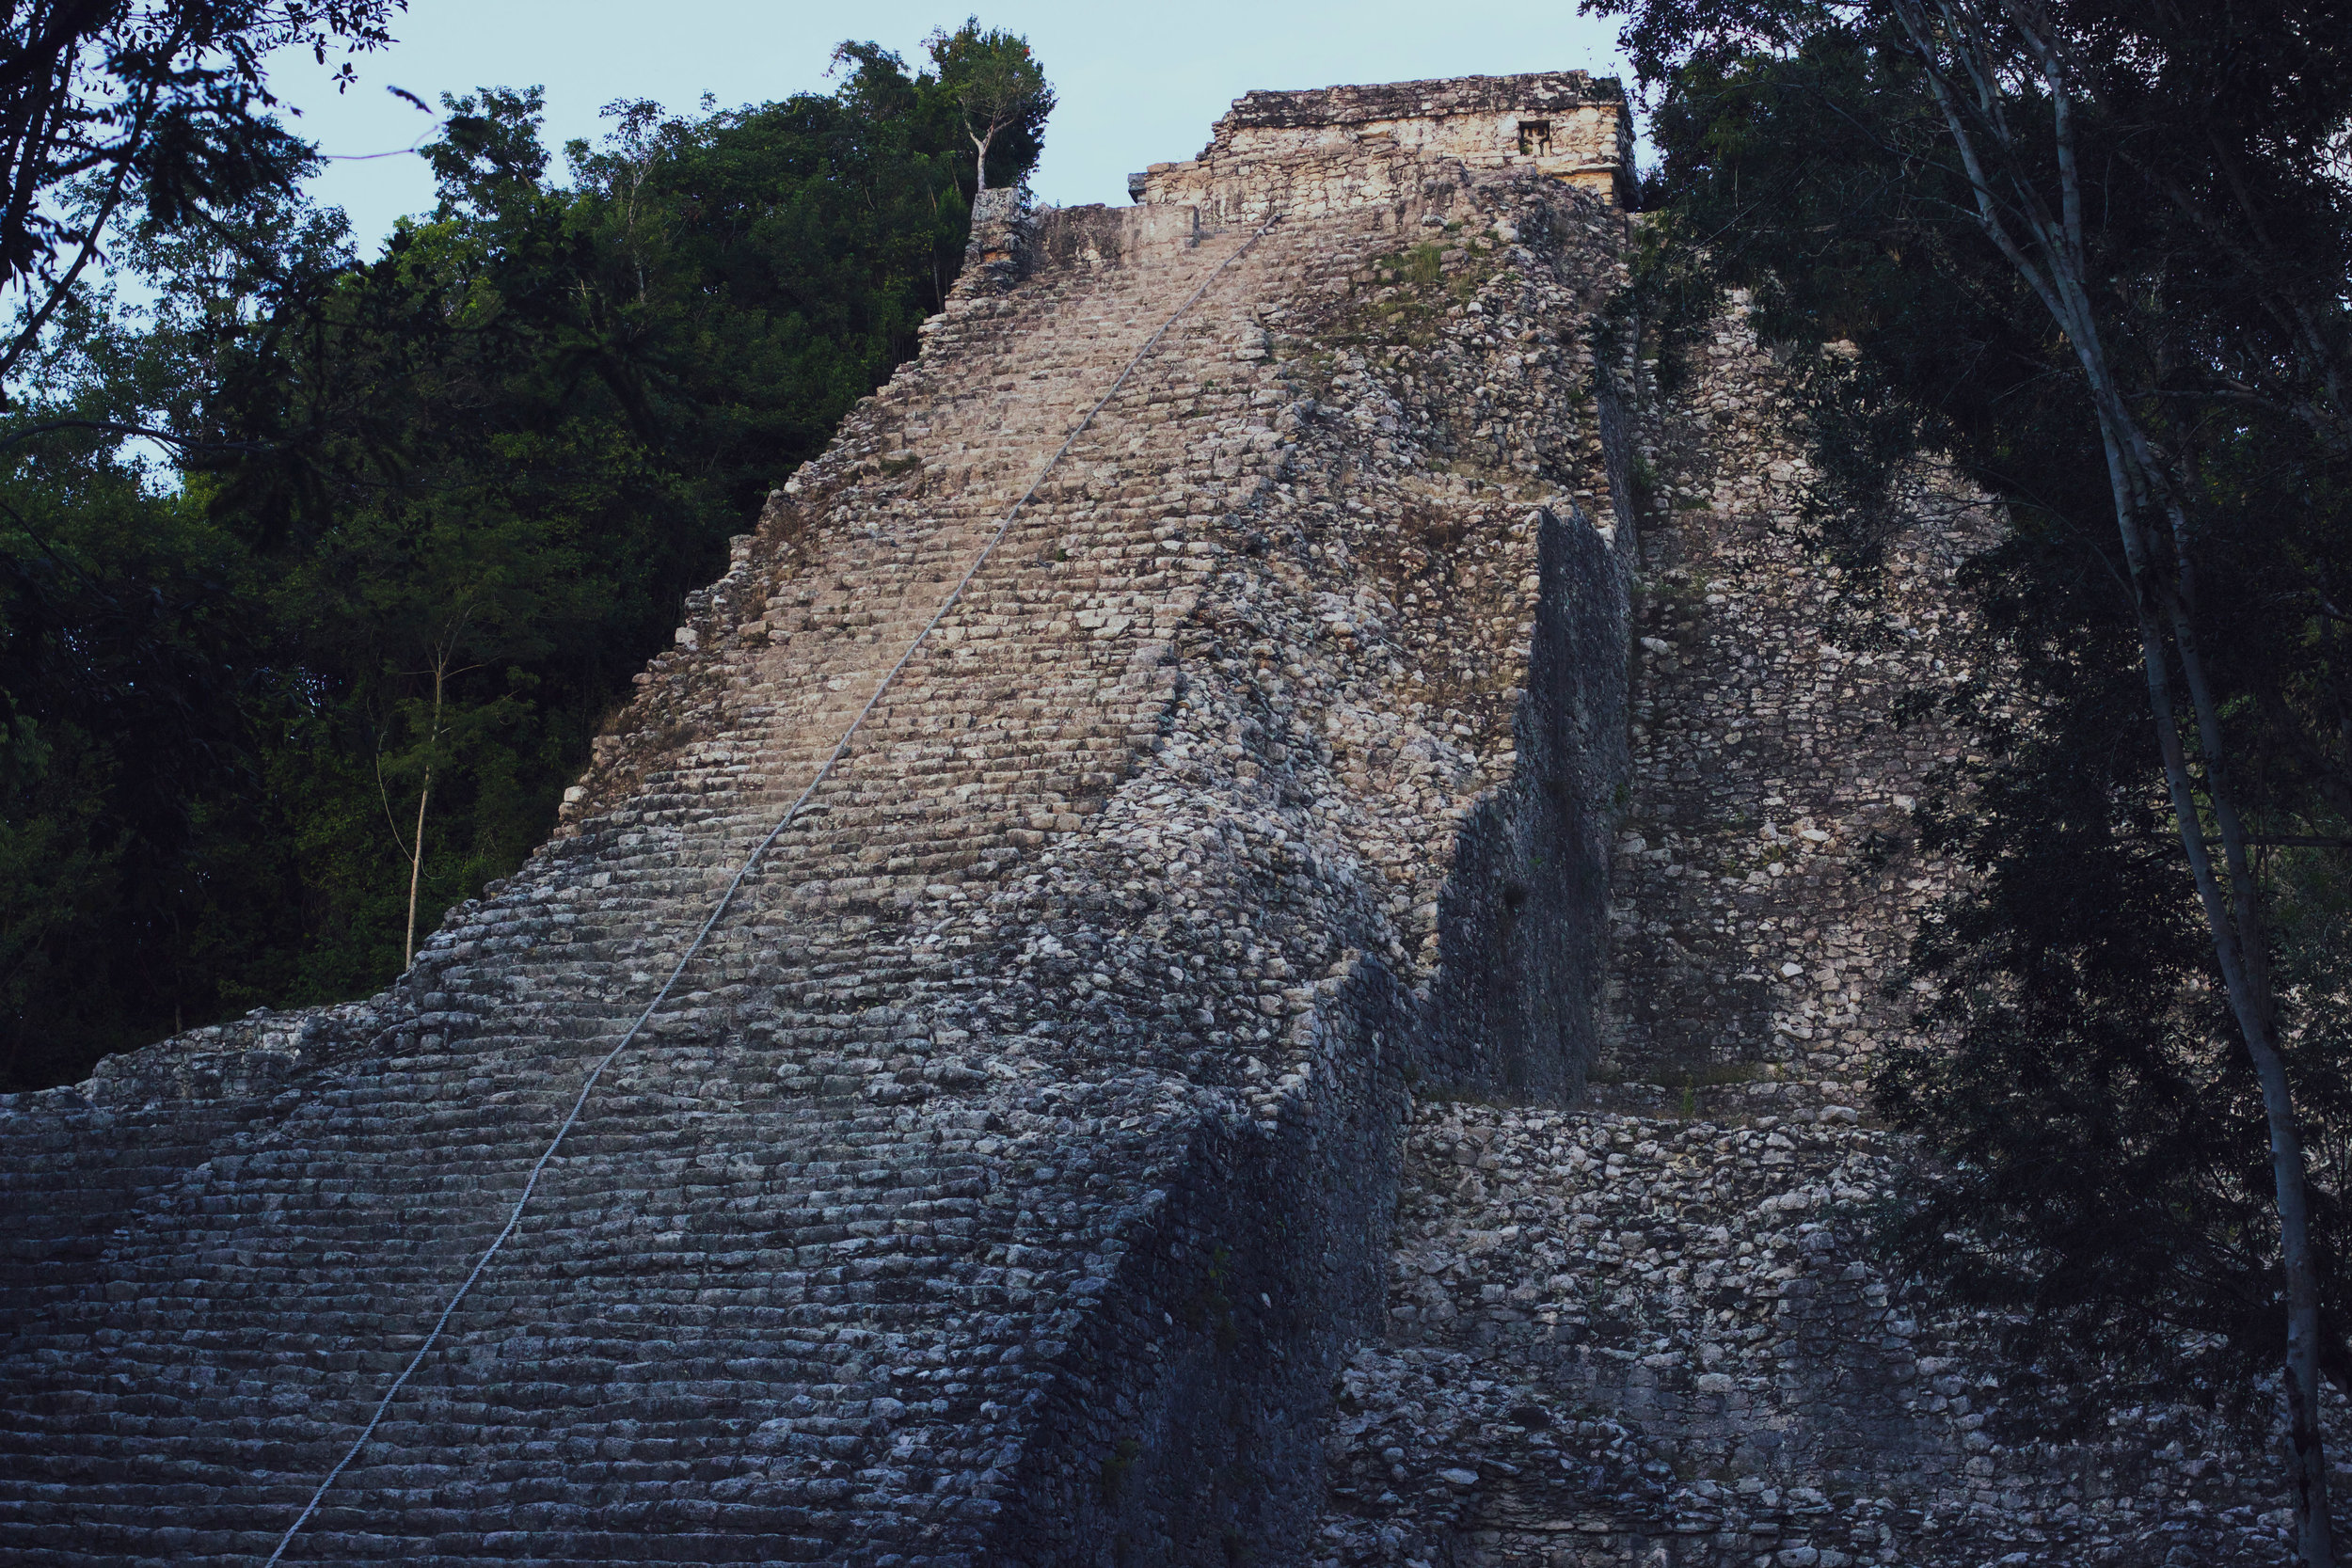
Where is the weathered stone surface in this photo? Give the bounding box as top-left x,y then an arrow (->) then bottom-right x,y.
1303,292 -> 2344,1568
1596,297 -> 1993,1116
0,75 -> 1639,1567
1141,74 -> 1631,220
4,67 -> 2329,1568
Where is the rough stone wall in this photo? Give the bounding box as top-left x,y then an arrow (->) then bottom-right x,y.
0,1003 -> 376,1327
1142,76 -> 1631,219
1594,303 -> 1990,1117
1303,298 -> 2347,1568
0,86 -> 1644,1568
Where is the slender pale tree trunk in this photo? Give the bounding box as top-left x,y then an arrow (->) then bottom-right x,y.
1892,3 -> 2334,1557
403,770 -> 430,969
403,651 -> 450,971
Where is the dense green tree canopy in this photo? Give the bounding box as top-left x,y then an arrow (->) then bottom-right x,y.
1589,0 -> 2352,1549
0,29 -> 1045,1091
921,15 -> 1054,192
0,0 -> 403,388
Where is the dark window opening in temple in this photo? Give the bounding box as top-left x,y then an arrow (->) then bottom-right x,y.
1518,119 -> 1552,156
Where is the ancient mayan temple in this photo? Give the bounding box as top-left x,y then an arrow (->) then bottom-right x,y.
0,71 -> 2336,1568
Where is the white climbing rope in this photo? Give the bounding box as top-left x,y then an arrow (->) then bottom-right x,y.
262,211 -> 1283,1565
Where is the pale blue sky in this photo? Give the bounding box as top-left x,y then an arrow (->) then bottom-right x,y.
269,0 -> 1639,253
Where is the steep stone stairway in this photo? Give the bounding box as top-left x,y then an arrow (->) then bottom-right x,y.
0,146 -> 1639,1566
0,211 -> 1295,1568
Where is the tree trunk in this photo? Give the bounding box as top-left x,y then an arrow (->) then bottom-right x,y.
2108,459 -> 2333,1568
403,766 -> 430,970
403,657 -> 445,971
1893,5 -> 2335,1556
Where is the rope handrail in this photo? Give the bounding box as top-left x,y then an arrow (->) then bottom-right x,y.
261,211 -> 1283,1565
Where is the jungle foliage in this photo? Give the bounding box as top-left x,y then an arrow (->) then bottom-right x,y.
0,25 -> 1044,1090
1589,0 -> 2352,1549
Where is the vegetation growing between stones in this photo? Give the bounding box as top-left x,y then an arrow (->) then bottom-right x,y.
0,21 -> 1047,1091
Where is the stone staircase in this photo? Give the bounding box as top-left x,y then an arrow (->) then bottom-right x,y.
0,83 -> 1642,1566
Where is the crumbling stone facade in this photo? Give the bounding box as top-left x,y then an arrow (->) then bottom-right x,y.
0,71 -> 2333,1568
1,74 -> 1637,1568
1138,75 -> 1632,214
1302,298 -> 2348,1568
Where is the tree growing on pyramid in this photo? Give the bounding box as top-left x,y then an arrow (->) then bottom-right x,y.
927,16 -> 1054,192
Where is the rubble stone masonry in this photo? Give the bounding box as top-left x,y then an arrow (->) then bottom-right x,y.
0,71 -> 2332,1568
1301,297 -> 2350,1568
